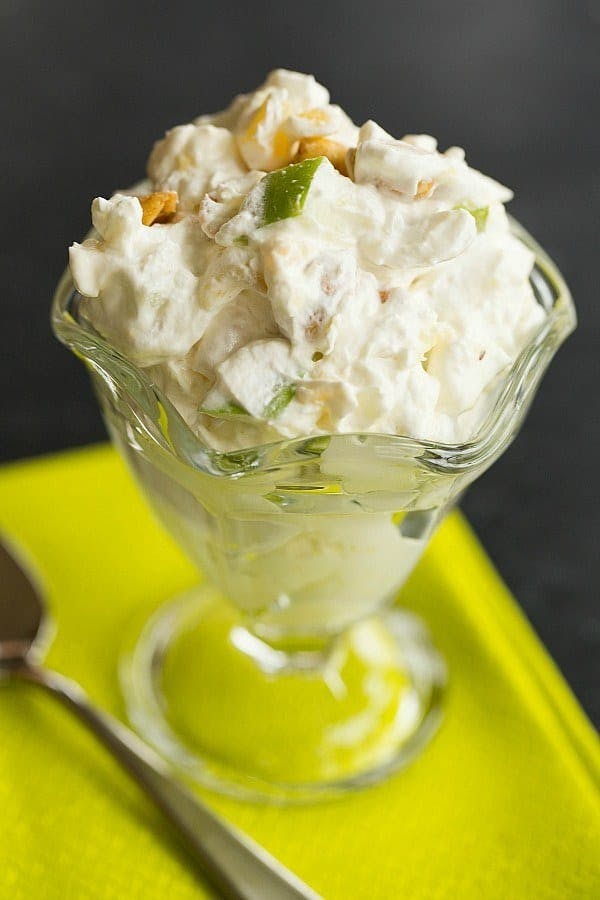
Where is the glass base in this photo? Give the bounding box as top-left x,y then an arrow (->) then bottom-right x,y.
121,587 -> 446,803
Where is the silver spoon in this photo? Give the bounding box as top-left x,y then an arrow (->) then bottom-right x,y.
0,538 -> 320,900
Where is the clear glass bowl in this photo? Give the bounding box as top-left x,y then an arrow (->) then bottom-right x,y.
52,220 -> 575,802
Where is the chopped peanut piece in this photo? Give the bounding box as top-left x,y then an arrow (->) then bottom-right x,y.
139,191 -> 178,226
415,178 -> 434,199
255,274 -> 268,294
293,137 -> 350,177
379,290 -> 390,304
305,307 -> 327,340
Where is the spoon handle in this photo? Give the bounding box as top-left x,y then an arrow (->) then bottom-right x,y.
18,663 -> 320,900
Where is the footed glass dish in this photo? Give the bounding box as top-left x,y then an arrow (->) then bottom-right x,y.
52,221 -> 575,802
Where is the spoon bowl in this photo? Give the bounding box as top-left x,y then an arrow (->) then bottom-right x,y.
0,539 -> 48,665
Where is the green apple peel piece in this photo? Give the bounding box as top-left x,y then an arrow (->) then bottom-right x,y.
263,382 -> 297,418
200,402 -> 249,420
260,157 -> 324,226
455,204 -> 489,232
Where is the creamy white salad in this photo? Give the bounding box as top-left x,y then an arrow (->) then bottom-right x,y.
69,69 -> 544,451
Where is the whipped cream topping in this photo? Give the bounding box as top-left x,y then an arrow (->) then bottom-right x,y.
69,69 -> 545,451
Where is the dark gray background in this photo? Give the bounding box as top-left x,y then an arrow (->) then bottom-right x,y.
2,1 -> 598,722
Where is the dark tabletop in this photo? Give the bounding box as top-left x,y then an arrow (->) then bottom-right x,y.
2,0 -> 598,723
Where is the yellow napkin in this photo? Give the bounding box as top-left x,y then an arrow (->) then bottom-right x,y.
0,444 -> 598,899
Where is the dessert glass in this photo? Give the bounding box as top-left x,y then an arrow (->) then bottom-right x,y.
52,220 -> 575,802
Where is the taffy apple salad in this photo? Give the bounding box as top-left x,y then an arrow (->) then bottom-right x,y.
69,69 -> 544,451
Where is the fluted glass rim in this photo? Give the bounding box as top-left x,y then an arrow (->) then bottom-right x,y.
52,217 -> 575,479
